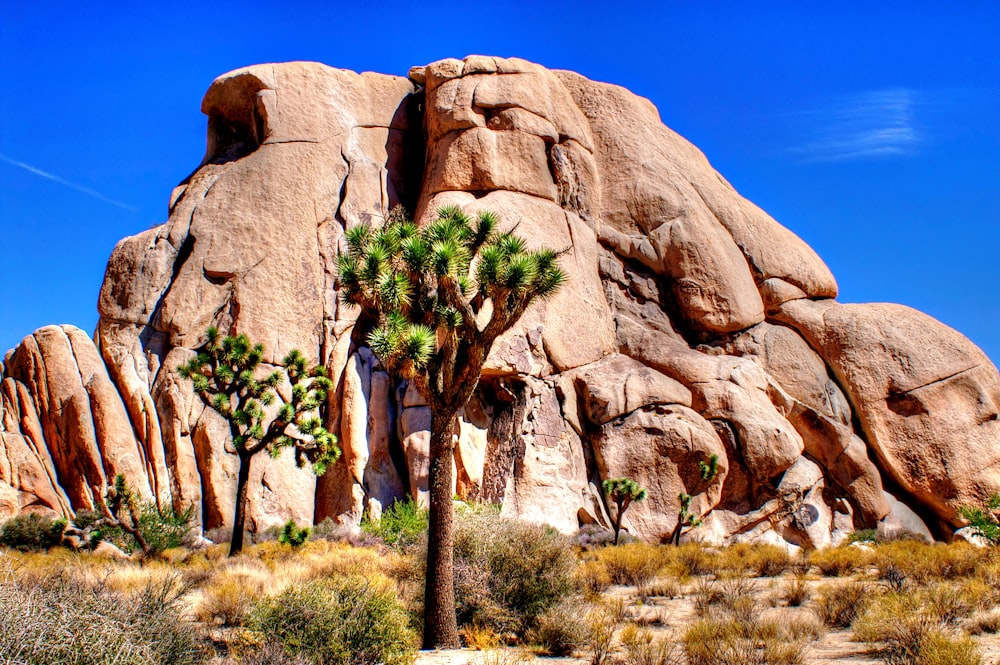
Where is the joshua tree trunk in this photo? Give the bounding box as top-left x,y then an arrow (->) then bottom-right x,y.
230,451 -> 252,556
613,498 -> 625,545
422,409 -> 460,649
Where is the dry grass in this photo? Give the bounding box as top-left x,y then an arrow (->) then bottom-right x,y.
814,581 -> 873,628
781,572 -> 813,607
810,545 -> 873,576
594,542 -> 667,591
854,590 -> 987,664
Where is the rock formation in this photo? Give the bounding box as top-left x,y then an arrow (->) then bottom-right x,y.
3,56 -> 999,547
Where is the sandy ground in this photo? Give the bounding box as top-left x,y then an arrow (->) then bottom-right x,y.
416,575 -> 1000,665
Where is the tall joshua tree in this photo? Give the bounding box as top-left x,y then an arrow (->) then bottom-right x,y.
337,205 -> 565,648
178,328 -> 340,556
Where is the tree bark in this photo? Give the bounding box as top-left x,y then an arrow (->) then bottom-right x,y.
422,409 -> 460,649
229,452 -> 252,556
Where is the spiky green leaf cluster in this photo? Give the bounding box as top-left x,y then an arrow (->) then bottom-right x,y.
336,205 -> 566,385
176,328 -> 340,474
602,477 -> 649,504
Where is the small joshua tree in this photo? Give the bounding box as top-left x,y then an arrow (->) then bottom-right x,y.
959,494 -> 1000,544
178,328 -> 340,556
668,454 -> 719,545
277,519 -> 311,547
602,477 -> 648,545
337,204 -> 565,647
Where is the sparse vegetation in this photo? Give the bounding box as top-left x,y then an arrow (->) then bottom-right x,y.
2,521 -> 998,664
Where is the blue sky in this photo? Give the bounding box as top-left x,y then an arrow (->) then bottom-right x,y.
2,2 -> 998,361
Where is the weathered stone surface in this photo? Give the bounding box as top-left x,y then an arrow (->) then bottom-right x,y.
593,404 -> 727,540
775,298 -> 1000,527
3,57 -> 997,551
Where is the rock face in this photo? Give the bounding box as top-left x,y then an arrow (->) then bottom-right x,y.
3,56 -> 998,546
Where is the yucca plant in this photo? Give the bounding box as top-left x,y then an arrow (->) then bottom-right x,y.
178,328 -> 339,555
602,477 -> 649,545
669,454 -> 719,545
337,204 -> 565,647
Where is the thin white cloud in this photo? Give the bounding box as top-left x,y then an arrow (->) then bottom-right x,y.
0,153 -> 137,212
789,88 -> 921,163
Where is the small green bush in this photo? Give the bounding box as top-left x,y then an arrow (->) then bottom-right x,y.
246,576 -> 417,665
362,498 -> 428,549
0,513 -> 66,551
277,519 -> 311,547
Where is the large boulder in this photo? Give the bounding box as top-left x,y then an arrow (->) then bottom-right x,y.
2,56 -> 997,546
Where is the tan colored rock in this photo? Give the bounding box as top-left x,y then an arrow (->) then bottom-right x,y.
776,298 -> 1000,526
593,404 -> 727,540
499,378 -> 591,533
556,70 -> 837,300
562,353 -> 691,425
616,316 -> 803,481
879,491 -> 934,542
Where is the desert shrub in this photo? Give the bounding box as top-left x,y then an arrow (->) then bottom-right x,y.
593,542 -> 665,589
450,509 -> 577,637
747,543 -> 792,577
526,599 -> 589,656
246,575 -> 417,665
810,545 -> 871,576
574,524 -> 634,549
874,541 -> 984,584
814,581 -> 872,628
236,642 -> 313,665
693,575 -> 757,623
713,543 -> 789,577
0,513 -> 66,551
782,573 -> 812,607
965,610 -> 1000,636
0,570 -> 204,665
645,577 -> 681,599
669,542 -> 716,577
585,600 -> 624,665
923,584 -> 975,624
619,624 -> 683,665
856,596 -> 982,665
683,615 -> 803,665
576,557 -> 613,598
195,557 -> 271,626
361,498 -> 428,550
848,528 -> 878,544
312,518 -> 381,547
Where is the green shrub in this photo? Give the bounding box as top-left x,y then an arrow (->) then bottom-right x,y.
0,571 -> 204,665
277,519 -> 311,547
450,508 -> 578,637
96,502 -> 194,555
0,513 -> 66,551
362,498 -> 428,550
246,576 -> 417,665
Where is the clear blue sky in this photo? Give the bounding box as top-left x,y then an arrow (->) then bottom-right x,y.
2,2 -> 998,361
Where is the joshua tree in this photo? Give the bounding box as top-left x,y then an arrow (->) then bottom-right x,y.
337,204 -> 565,648
178,328 -> 340,555
602,477 -> 648,545
668,454 -> 719,545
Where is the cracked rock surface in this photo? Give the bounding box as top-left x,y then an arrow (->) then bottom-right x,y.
3,57 -> 998,546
